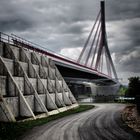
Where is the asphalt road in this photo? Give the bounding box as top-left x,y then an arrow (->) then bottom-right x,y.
21,104 -> 140,140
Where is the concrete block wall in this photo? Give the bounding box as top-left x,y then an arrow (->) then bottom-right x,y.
0,41 -> 78,122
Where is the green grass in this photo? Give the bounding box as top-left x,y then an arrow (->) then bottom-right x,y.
0,105 -> 94,140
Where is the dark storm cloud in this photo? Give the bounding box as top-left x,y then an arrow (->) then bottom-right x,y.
0,18 -> 33,32
0,0 -> 39,32
115,49 -> 140,73
0,0 -> 139,82
60,22 -> 85,34
106,0 -> 140,21
107,18 -> 140,52
107,17 -> 140,77
126,20 -> 140,49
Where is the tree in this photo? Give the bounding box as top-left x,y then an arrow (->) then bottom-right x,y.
126,77 -> 140,112
119,85 -> 127,96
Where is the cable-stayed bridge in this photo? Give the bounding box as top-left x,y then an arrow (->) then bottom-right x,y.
1,1 -> 118,86
0,1 -> 120,122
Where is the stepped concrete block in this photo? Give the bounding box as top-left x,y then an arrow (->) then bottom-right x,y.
4,59 -> 14,75
34,94 -> 47,113
31,53 -> 39,65
63,92 -> 72,105
62,80 -> 68,91
4,97 -> 19,117
47,82 -> 54,93
37,79 -> 44,94
51,68 -> 55,75
39,66 -> 46,78
14,62 -> 24,77
39,94 -> 46,105
51,80 -> 55,87
65,92 -> 69,98
33,65 -> 39,74
35,52 -> 41,63
19,95 -> 35,117
24,77 -> 34,95
10,45 -> 20,60
40,79 -> 47,89
48,67 -> 55,80
14,77 -> 24,93
49,59 -> 55,68
55,94 -> 65,107
0,61 -> 5,75
41,56 -> 48,67
29,78 -> 37,90
26,51 -> 31,60
56,80 -> 62,92
28,62 -> 36,78
8,76 -> 17,96
19,62 -> 28,73
69,94 -> 77,104
3,44 -> 13,59
0,42 -> 3,56
58,80 -> 62,87
57,93 -> 63,101
46,93 -> 57,110
44,56 -> 49,62
0,101 -> 16,122
0,76 -> 6,96
44,67 -> 48,75
24,95 -> 34,112
20,48 -> 28,62
0,103 -> 9,121
49,93 -> 55,103
56,68 -> 62,80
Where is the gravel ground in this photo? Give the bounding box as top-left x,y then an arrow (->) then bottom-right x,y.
20,104 -> 140,140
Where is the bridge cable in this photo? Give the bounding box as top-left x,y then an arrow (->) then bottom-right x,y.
104,32 -> 118,80
77,10 -> 101,63
90,29 -> 101,68
95,28 -> 104,70
101,47 -> 104,72
84,18 -> 101,66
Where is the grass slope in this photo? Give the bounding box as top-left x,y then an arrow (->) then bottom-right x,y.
0,105 -> 94,140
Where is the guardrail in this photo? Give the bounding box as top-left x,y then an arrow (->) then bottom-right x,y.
0,32 -> 76,62
0,32 -> 13,44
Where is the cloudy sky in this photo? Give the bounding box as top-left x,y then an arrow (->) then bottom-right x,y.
0,0 -> 140,84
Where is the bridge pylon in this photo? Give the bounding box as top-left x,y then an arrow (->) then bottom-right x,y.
77,1 -> 118,81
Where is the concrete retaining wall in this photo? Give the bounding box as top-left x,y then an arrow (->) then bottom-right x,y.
0,42 -> 78,122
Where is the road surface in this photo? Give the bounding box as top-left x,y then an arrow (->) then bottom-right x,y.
21,104 -> 140,140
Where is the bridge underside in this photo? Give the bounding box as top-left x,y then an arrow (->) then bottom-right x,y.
55,63 -> 116,86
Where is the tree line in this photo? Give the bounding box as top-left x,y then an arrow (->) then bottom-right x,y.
125,77 -> 140,112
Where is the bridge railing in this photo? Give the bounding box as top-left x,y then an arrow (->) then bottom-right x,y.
0,32 -> 13,45
0,32 -> 76,62
11,33 -> 76,62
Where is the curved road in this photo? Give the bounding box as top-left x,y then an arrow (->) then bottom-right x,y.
21,104 -> 140,140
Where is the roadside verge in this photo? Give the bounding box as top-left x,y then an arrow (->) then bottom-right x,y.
122,105 -> 140,133
0,104 -> 94,140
